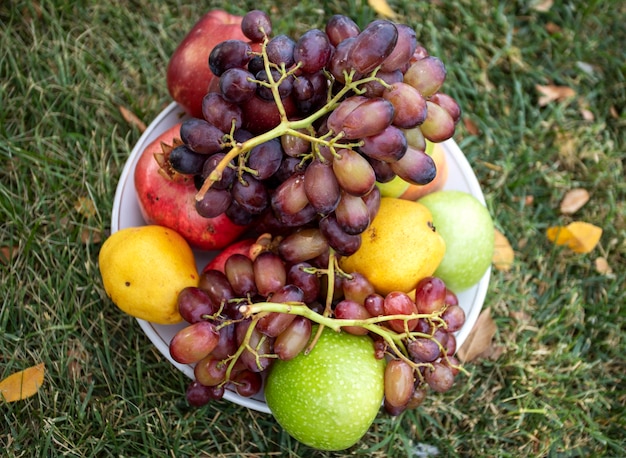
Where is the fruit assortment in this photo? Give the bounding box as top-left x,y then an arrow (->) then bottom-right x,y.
100,9 -> 494,451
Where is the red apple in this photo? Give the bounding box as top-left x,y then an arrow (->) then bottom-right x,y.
166,10 -> 248,119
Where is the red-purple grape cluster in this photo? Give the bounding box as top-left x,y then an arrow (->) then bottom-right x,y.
170,235 -> 465,415
165,10 -> 460,256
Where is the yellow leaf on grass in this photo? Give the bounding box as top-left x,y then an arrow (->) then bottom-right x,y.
368,0 -> 396,18
0,363 -> 45,402
536,84 -> 576,106
492,229 -> 514,271
546,222 -> 602,254
457,308 -> 497,363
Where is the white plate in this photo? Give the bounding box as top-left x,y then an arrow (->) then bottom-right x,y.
111,101 -> 490,414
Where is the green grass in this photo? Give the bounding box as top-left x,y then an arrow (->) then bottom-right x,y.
1,0 -> 624,456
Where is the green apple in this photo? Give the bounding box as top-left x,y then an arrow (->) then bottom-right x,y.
376,175 -> 410,197
419,190 -> 494,292
264,327 -> 385,451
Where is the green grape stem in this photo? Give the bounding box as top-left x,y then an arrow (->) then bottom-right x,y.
237,301 -> 467,376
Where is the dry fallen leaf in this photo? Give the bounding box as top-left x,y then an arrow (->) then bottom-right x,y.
544,22 -> 562,34
546,221 -> 602,254
536,84 -> 576,106
119,105 -> 147,132
463,117 -> 480,135
74,196 -> 97,218
80,227 -> 103,244
0,245 -> 19,265
560,188 -> 590,214
368,0 -> 396,18
0,363 -> 45,402
594,257 -> 613,275
492,229 -> 514,271
531,0 -> 553,12
457,308 -> 497,363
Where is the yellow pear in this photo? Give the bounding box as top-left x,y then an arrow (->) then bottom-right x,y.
339,197 -> 445,295
99,225 -> 198,324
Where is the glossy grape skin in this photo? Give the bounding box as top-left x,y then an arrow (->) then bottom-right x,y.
431,92 -> 462,124
419,101 -> 456,143
201,152 -> 235,190
224,253 -> 257,297
389,145 -> 437,186
211,322 -> 238,360
334,299 -> 372,335
319,214 -> 361,256
248,138 -> 283,180
442,305 -> 466,333
368,157 -> 396,183
233,370 -> 263,397
407,337 -> 441,363
414,276 -> 447,314
384,359 -> 415,410
169,321 -> 220,364
401,126 -> 427,151
177,287 -> 217,324
209,39 -> 252,76
364,293 -> 385,317
186,380 -> 223,407
231,173 -> 269,214
199,269 -> 236,306
278,228 -> 329,264
202,92 -> 243,133
195,187 -> 232,218
383,82 -> 427,129
381,23 -> 417,72
169,145 -> 207,175
424,361 -> 455,393
293,28 -> 332,74
266,34 -> 296,67
359,125 -> 408,163
342,271 -> 375,305
445,333 -> 457,356
241,10 -> 272,42
180,118 -> 226,155
257,284 -> 304,337
443,289 -> 458,307
225,199 -> 255,226
326,95 -> 368,135
334,191 -> 371,235
219,68 -> 257,104
328,37 -> 358,84
304,159 -> 341,215
383,291 -> 419,333
340,97 -> 395,140
362,186 -> 381,221
325,14 -> 360,46
253,251 -> 287,297
271,171 -> 310,217
349,20 -> 398,73
287,262 -> 321,304
332,148 -> 376,197
405,386 -> 427,410
194,355 -> 227,387
274,316 -> 312,361
403,55 -> 447,97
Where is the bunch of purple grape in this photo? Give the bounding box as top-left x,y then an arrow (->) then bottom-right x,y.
166,10 -> 461,256
171,236 -> 465,414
